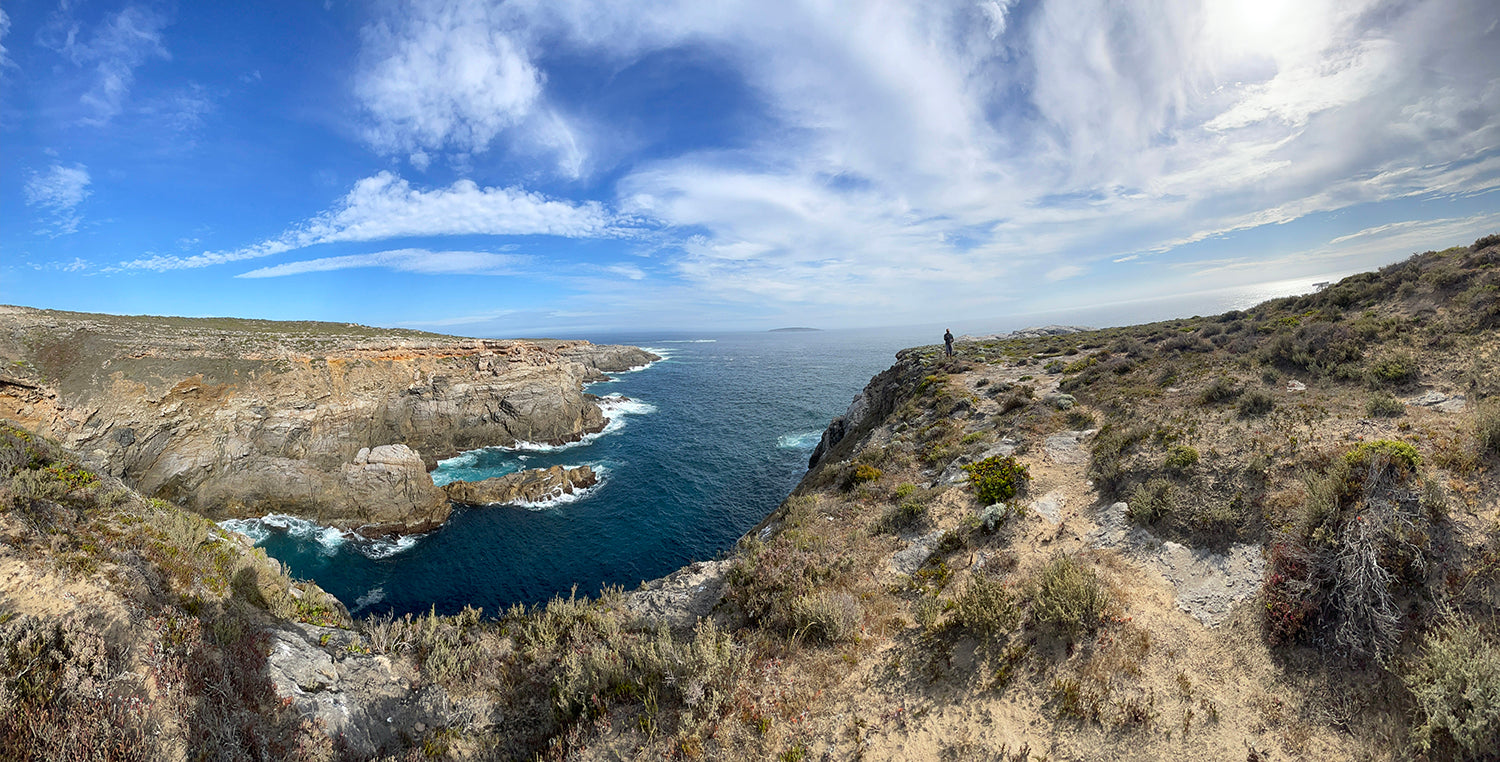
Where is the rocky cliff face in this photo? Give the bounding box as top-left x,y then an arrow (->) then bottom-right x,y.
0,306 -> 656,534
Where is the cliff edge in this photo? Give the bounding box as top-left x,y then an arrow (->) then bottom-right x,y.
0,307 -> 656,534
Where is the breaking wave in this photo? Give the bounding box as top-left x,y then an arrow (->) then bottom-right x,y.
776,430 -> 823,450
219,514 -> 423,559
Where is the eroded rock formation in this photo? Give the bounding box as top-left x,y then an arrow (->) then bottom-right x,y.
441,464 -> 598,506
0,306 -> 655,533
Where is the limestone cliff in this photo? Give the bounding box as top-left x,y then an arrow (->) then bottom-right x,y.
0,306 -> 656,534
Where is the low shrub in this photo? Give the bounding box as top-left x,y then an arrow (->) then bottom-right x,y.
1089,424 -> 1145,496
1198,377 -> 1241,405
998,388 -> 1032,414
1127,478 -> 1176,524
954,574 -> 1019,641
1065,409 -> 1097,430
1029,555 -> 1111,637
847,464 -> 882,488
1367,394 -> 1406,418
1345,439 -> 1420,477
1261,540 -> 1319,647
964,455 -> 1030,506
1368,352 -> 1420,387
1238,390 -> 1275,418
1405,619 -> 1500,760
877,499 -> 928,533
789,591 -> 861,644
1163,445 -> 1199,473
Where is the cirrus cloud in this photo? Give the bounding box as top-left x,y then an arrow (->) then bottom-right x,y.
122,171 -> 613,271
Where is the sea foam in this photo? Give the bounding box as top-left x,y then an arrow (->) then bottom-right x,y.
509,464 -> 609,510
503,394 -> 656,452
219,514 -> 425,559
777,430 -> 823,450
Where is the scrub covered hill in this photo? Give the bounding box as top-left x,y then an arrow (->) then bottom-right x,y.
3,235 -> 1500,761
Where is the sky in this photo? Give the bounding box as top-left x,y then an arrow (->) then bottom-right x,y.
2,0 -> 1499,336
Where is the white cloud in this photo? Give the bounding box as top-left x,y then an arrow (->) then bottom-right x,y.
546,0 -> 1500,321
123,171 -> 612,270
606,264 -> 646,280
356,0 -> 555,163
236,248 -> 528,278
0,8 -> 12,70
24,163 -> 92,236
1046,264 -> 1084,282
47,5 -> 171,124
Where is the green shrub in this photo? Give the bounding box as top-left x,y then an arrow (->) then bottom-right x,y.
877,499 -> 928,532
1198,377 -> 1241,405
1127,478 -> 1176,524
1405,619 -> 1500,760
954,574 -> 1019,641
844,464 -> 881,489
1345,439 -> 1420,478
1367,394 -> 1406,418
1063,356 -> 1099,374
1163,445 -> 1199,473
1238,389 -> 1275,418
1029,555 -> 1111,637
963,455 -> 1030,506
1368,352 -> 1419,387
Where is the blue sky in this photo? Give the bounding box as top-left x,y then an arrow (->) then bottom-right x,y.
2,0 -> 1498,335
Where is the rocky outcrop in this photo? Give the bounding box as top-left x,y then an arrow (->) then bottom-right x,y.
442,465 -> 598,506
552,343 -> 660,382
625,560 -> 732,630
0,306 -> 650,533
808,348 -> 929,469
266,622 -> 491,757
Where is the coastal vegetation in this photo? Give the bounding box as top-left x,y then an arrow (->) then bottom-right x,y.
1,235 -> 1499,758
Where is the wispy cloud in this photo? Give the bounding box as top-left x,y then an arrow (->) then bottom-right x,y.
397,309 -> 519,327
24,163 -> 92,236
0,8 -> 13,71
123,172 -> 613,271
44,5 -> 172,124
236,248 -> 529,278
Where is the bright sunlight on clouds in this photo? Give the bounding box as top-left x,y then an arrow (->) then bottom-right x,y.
2,0 -> 1497,333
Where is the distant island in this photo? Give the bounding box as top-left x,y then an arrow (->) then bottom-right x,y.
769,326 -> 820,332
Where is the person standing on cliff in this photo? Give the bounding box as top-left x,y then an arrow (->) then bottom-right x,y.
944,329 -> 954,357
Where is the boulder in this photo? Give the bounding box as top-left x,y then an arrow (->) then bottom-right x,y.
266,622 -> 488,757
442,465 -> 598,506
625,560 -> 731,630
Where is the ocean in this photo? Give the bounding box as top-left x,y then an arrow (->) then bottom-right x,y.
223,325 -> 937,617
219,273 -> 1336,618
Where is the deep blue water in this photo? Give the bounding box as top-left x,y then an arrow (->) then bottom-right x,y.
224,326 -> 936,617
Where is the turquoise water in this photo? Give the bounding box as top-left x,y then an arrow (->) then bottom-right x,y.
226,326 -> 934,617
